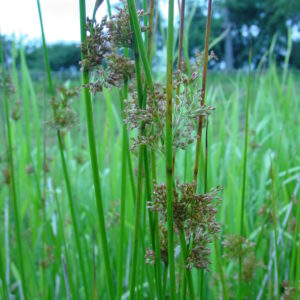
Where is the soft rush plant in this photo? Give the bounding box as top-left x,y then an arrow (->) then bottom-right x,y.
1,0 -> 300,299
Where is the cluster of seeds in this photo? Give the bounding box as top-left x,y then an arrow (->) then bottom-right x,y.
148,180 -> 222,270
223,235 -> 261,281
49,85 -> 78,130
124,68 -> 215,153
80,2 -> 147,94
0,71 -> 15,94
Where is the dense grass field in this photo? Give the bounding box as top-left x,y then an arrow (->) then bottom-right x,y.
1,0 -> 300,299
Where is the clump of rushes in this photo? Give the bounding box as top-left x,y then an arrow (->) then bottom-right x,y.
149,181 -> 222,270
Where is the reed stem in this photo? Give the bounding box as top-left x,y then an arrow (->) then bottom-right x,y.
79,1 -> 114,298
193,0 -> 212,182
166,0 -> 176,297
238,48 -> 252,300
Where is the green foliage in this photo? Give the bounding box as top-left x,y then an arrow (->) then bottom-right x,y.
25,42 -> 81,71
186,0 -> 300,68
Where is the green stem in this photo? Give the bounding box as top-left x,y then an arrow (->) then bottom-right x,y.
79,1 -> 114,298
179,230 -> 195,300
130,145 -> 144,298
36,1 -> 90,298
166,0 -> 176,297
57,132 -> 90,299
193,0 -> 212,182
270,163 -> 280,300
290,184 -> 300,284
238,48 -> 252,300
126,0 -> 154,92
117,49 -> 129,300
0,35 -> 27,300
214,237 -> 228,300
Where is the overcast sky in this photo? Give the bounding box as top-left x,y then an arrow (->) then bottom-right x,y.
0,0 -> 178,44
1,1 -> 298,45
0,0 -> 115,43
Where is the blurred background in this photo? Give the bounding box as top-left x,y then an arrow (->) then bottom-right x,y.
0,0 -> 300,75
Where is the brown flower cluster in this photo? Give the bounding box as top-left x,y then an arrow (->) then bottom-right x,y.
223,235 -> 261,281
148,180 -> 222,270
80,2 -> 147,94
124,69 -> 215,153
0,72 -> 15,94
81,16 -> 110,71
49,85 -> 78,129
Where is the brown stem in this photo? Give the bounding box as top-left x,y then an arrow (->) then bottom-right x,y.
172,0 -> 186,171
193,0 -> 212,183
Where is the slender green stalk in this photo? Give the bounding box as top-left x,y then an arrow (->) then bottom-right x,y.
126,0 -> 154,92
270,163 -> 280,300
57,132 -> 90,298
128,12 -> 154,296
179,230 -> 195,300
165,0 -> 176,297
290,182 -> 300,284
214,238 -> 228,300
106,0 -> 112,18
117,48 -> 129,300
144,1 -> 163,297
36,1 -> 91,298
199,121 -> 209,300
238,48 -> 252,300
130,145 -> 144,298
79,0 -> 114,298
53,180 -> 75,298
193,0 -> 212,182
0,35 -> 27,300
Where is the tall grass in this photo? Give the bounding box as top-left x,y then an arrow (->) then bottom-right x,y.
0,1 -> 300,299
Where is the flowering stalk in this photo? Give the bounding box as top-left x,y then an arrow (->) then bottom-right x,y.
79,0 -> 114,298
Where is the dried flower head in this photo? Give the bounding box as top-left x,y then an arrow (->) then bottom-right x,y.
2,165 -> 11,185
80,17 -> 110,71
124,67 -> 216,153
223,235 -> 255,260
80,2 -> 147,94
242,252 -> 260,281
11,100 -> 22,121
49,84 -> 78,130
281,281 -> 300,300
0,71 -> 15,94
149,180 -> 222,270
106,3 -> 133,49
